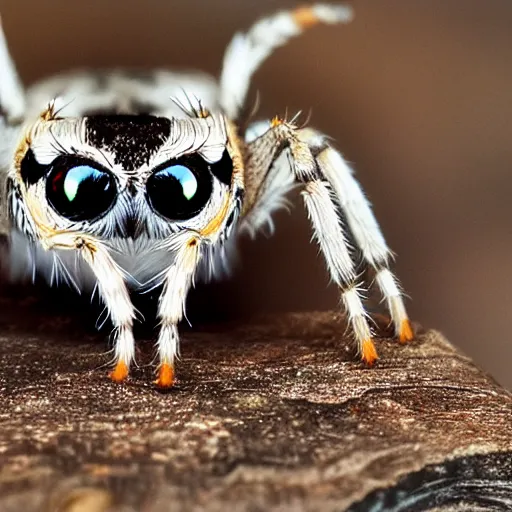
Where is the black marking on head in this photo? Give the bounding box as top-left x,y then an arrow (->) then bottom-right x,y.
86,115 -> 171,171
20,148 -> 47,186
210,149 -> 233,186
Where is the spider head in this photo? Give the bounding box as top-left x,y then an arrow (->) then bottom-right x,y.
12,112 -> 242,244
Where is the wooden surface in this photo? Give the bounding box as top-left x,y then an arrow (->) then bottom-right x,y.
0,293 -> 511,511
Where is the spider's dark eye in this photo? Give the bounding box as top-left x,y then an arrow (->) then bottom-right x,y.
46,160 -> 117,221
146,155 -> 213,221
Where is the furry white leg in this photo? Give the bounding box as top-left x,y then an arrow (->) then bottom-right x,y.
302,180 -> 377,363
42,232 -> 136,381
312,139 -> 413,342
243,119 -> 413,361
375,268 -> 413,342
219,4 -> 353,119
155,232 -> 202,387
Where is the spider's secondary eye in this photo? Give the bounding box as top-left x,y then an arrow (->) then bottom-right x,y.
146,156 -> 213,221
47,161 -> 117,221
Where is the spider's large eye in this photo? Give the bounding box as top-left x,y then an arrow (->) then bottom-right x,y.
46,159 -> 117,221
146,155 -> 213,221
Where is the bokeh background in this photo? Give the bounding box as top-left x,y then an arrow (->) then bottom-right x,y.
2,0 -> 512,388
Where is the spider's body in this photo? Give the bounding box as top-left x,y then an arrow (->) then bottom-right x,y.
0,4 -> 413,387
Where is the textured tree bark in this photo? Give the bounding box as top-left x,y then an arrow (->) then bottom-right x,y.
0,293 -> 511,511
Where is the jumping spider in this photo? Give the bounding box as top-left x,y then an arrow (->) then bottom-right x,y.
0,4 -> 413,387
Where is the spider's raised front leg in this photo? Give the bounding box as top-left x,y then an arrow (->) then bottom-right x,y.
242,120 -> 413,364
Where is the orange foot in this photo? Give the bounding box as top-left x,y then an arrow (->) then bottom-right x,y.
110,361 -> 129,383
155,363 -> 175,388
399,319 -> 414,343
361,339 -> 379,366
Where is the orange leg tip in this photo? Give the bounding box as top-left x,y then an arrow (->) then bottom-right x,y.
399,319 -> 414,343
155,363 -> 175,388
292,6 -> 320,29
110,361 -> 129,383
361,339 -> 379,366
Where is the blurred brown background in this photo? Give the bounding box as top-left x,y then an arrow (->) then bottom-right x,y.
2,0 -> 512,388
